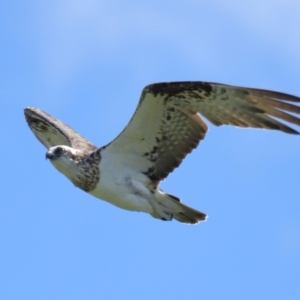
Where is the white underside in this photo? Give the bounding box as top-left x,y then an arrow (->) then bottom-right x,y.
89,149 -> 157,215
51,147 -> 171,218
51,147 -> 204,223
89,176 -> 154,213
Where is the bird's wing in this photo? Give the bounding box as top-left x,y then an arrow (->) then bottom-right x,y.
105,82 -> 300,185
24,107 -> 97,152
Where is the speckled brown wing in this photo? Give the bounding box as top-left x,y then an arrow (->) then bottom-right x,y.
24,107 -> 97,152
105,82 -> 300,184
142,104 -> 208,182
158,82 -> 300,133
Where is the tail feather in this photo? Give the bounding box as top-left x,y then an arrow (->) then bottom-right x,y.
171,199 -> 207,224
155,191 -> 207,224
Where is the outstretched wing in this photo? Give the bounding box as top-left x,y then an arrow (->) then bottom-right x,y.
105,82 -> 300,184
24,107 -> 97,152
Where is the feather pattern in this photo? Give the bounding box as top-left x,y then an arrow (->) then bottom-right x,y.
24,107 -> 96,152
106,82 -> 300,184
24,82 -> 300,224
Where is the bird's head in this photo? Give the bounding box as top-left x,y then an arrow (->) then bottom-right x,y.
46,145 -> 85,179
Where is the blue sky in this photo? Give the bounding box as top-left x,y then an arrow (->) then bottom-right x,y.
1,1 -> 300,299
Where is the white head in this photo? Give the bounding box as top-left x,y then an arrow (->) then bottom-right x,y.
46,145 -> 85,179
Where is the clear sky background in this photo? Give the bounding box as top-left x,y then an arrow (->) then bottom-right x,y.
1,1 -> 300,299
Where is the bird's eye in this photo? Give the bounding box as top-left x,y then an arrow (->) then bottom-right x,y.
58,147 -> 66,154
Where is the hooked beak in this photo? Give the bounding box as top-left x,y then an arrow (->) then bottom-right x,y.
46,151 -> 54,160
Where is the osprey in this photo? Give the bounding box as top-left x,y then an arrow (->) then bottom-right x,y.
24,82 -> 300,224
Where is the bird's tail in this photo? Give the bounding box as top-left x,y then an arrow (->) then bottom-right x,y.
154,190 -> 207,224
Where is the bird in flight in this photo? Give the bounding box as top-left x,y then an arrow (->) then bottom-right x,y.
24,82 -> 300,224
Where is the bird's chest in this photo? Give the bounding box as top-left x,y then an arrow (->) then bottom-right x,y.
69,161 -> 100,192
90,161 -> 133,200
88,157 -> 153,211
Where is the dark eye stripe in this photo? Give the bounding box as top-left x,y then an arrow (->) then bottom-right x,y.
54,147 -> 66,155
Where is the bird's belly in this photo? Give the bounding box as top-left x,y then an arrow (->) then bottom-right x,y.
88,175 -> 153,213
